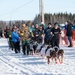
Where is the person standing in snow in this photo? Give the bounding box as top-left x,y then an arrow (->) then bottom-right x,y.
44,23 -> 53,45
32,24 -> 40,43
12,25 -> 20,53
66,20 -> 73,47
38,26 -> 44,43
0,28 -> 3,37
51,22 -> 61,47
20,24 -> 30,55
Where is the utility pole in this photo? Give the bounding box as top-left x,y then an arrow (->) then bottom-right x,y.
41,0 -> 44,24
10,13 -> 11,29
10,12 -> 12,29
39,0 -> 44,24
39,0 -> 41,23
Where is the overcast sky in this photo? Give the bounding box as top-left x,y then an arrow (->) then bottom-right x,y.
0,0 -> 75,21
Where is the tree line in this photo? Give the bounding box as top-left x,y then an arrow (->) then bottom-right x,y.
0,12 -> 75,29
33,12 -> 75,25
0,20 -> 32,29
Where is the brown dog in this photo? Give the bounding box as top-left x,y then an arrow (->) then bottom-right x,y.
54,47 -> 64,64
47,47 -> 64,64
57,49 -> 64,64
46,47 -> 57,64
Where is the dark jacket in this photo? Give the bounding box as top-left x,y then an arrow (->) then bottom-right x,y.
44,27 -> 52,38
4,29 -> 10,38
51,27 -> 61,39
0,29 -> 2,37
66,24 -> 73,36
33,28 -> 39,37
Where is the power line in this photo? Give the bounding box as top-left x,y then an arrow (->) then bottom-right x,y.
11,0 -> 34,13
0,0 -> 34,17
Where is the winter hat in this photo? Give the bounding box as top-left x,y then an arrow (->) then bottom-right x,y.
48,23 -> 52,25
54,22 -> 59,26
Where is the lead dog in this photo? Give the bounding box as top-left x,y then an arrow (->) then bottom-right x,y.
46,46 -> 64,64
46,46 -> 57,64
54,46 -> 64,64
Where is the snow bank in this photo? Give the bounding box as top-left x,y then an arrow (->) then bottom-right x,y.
0,38 -> 9,46
0,38 -> 75,75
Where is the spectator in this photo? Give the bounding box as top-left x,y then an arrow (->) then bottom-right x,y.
12,27 -> 20,53
32,24 -> 40,43
44,23 -> 53,45
66,20 -> 73,47
73,20 -> 75,30
4,26 -> 10,38
51,22 -> 61,47
20,24 -> 30,55
39,26 -> 44,43
0,28 -> 2,37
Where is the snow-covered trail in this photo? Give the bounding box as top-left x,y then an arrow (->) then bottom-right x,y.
0,38 -> 75,75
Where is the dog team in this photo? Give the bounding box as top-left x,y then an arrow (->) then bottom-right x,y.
29,41 -> 64,64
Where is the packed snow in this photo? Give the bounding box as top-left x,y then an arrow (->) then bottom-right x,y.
0,38 -> 75,75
